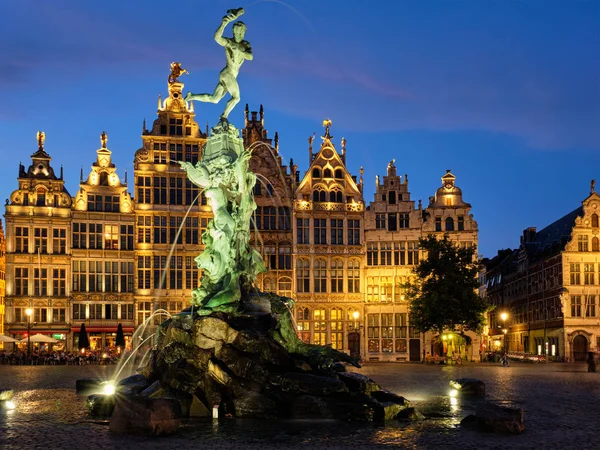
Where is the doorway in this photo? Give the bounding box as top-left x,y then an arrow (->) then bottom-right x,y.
573,335 -> 588,362
348,332 -> 361,360
409,339 -> 421,361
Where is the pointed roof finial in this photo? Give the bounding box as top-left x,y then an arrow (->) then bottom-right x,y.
592,179 -> 596,194
322,119 -> 332,139
158,93 -> 162,110
101,131 -> 108,149
259,104 -> 264,125
36,131 -> 46,151
341,136 -> 346,153
142,118 -> 147,134
274,131 -> 279,152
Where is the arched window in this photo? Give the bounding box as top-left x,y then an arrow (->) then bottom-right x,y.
334,169 -> 343,179
314,258 -> 327,292
266,184 -> 274,197
253,183 -> 262,196
330,307 -> 343,350
593,214 -> 599,228
319,191 -> 326,202
331,259 -> 344,293
348,259 -> 360,293
336,191 -> 343,203
329,191 -> 336,202
278,277 -> 292,298
312,168 -> 321,178
313,191 -> 319,202
296,258 -> 310,293
445,217 -> 455,231
263,277 -> 275,292
36,188 -> 46,206
296,305 -> 310,344
99,172 -> 108,186
297,306 -> 310,321
324,168 -> 332,178
593,237 -> 599,252
313,307 -> 327,345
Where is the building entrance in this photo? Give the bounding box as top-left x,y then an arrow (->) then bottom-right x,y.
348,332 -> 361,360
409,339 -> 421,361
573,335 -> 588,362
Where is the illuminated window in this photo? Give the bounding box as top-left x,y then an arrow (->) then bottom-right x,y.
15,227 -> 29,253
571,295 -> 582,317
137,216 -> 151,244
367,242 -> 379,266
570,263 -> 581,285
297,219 -> 309,244
348,219 -> 360,245
278,277 -> 292,298
296,258 -> 310,293
296,306 -> 310,343
314,219 -> 327,244
367,314 -> 380,352
34,227 -> 48,253
313,307 -> 326,345
53,268 -> 66,296
445,197 -> 452,206
584,263 -> 595,285
104,224 -> 119,250
331,219 -> 343,245
330,307 -> 343,350
376,214 -> 386,229
593,214 -> 599,228
347,259 -> 360,293
15,267 -> 29,296
578,235 -> 589,252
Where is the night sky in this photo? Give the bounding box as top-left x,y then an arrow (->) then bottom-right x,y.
0,0 -> 598,258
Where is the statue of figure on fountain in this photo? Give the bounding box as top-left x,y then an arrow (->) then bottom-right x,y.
184,7 -> 252,125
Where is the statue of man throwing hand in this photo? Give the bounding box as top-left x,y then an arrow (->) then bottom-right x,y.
185,8 -> 253,121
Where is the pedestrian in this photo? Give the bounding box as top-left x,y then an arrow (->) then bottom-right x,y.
587,351 -> 596,373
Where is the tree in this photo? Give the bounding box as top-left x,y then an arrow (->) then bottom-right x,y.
406,235 -> 488,335
115,323 -> 125,348
78,323 -> 90,350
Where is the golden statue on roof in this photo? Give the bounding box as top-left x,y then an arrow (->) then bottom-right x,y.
36,131 -> 45,150
168,62 -> 189,85
101,131 -> 108,149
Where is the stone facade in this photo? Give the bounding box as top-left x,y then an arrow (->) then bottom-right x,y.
0,219 -> 5,345
2,68 -> 480,359
484,189 -> 600,362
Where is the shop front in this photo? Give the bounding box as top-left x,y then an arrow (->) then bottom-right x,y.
71,325 -> 134,351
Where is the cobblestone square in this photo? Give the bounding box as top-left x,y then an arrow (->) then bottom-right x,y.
0,362 -> 598,449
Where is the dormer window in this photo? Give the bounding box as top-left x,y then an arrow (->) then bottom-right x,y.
334,169 -> 343,179
389,191 -> 396,205
445,197 -> 452,206
324,168 -> 332,178
593,214 -> 599,228
445,217 -> 455,231
312,168 -> 321,178
36,188 -> 46,206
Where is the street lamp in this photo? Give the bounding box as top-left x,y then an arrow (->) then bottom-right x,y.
500,312 -> 508,354
352,310 -> 359,329
25,308 -> 33,356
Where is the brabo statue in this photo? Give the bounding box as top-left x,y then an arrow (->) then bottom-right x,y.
180,8 -> 265,313
184,8 -> 252,122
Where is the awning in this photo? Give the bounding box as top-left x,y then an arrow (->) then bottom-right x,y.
71,326 -> 135,333
9,330 -> 70,335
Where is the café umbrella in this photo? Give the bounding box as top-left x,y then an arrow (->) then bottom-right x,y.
19,334 -> 60,344
0,335 -> 19,343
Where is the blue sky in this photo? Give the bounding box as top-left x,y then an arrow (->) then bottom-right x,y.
0,0 -> 598,257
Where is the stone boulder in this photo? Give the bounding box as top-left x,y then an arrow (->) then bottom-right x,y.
449,378 -> 486,397
86,394 -> 115,417
109,396 -> 181,436
338,372 -> 381,395
475,401 -> 525,434
117,374 -> 151,396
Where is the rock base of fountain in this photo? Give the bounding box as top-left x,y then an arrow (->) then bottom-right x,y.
109,293 -> 415,433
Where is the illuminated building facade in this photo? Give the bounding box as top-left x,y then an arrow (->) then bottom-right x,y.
71,132 -> 135,349
4,133 -> 73,345
485,187 -> 600,362
363,165 -> 479,362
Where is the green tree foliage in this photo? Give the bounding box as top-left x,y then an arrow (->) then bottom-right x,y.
406,235 -> 487,334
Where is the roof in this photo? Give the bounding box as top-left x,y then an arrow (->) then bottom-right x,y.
525,206 -> 583,260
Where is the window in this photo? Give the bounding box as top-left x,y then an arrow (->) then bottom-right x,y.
137,176 -> 151,203
313,308 -> 327,345
104,224 -> 119,250
120,225 -> 134,250
312,168 -> 321,178
72,304 -> 86,321
313,190 -> 326,202
570,263 -> 581,285
53,269 -> 66,296
571,295 -> 582,317
154,216 -> 167,244
169,216 -> 183,244
389,191 -> 396,205
15,227 -> 29,253
331,259 -> 343,293
153,255 -> 166,289
348,259 -> 360,293
278,244 -> 292,270
296,258 -> 310,293
89,224 -> 103,249
314,219 -> 327,244
138,256 -> 151,289
185,257 -> 200,289
388,213 -> 397,231
122,304 -> 135,320
52,308 -> 66,323
458,216 -> 465,231
367,242 -> 379,266
278,277 -> 292,298
435,217 -> 442,231
137,216 -> 151,244
34,227 -> 48,253
153,176 -> 167,204
348,219 -> 360,245
367,314 -> 380,352
169,177 -> 184,205
264,245 -> 276,270
329,191 -> 342,203
104,195 -> 120,212
314,259 -> 327,293
584,263 -> 595,285
375,214 -> 386,229
36,188 -> 46,206
137,301 -> 152,325
15,267 -> 29,296
330,307 -> 343,350
185,179 -> 200,205
154,142 -> 167,163
381,313 -> 393,352
297,218 -> 309,244
72,261 -> 86,292
263,207 -> 276,230
381,242 -> 392,265
185,217 -> 199,245
121,262 -> 134,293
445,197 -> 452,206
331,219 -> 343,245
323,168 -> 332,178
296,307 -> 310,343
168,256 -> 183,289
593,214 -> 599,228
578,235 -> 589,252
104,262 -> 119,292
334,169 -> 343,179
399,213 -> 409,229
278,207 -> 291,230
395,313 -> 407,352
593,237 -> 600,252
407,241 -> 419,265
585,295 -> 596,317
34,268 -> 48,296
88,261 -> 102,292
445,217 -> 454,231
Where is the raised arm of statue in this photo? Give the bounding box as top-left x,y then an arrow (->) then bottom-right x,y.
180,161 -> 211,189
215,8 -> 244,46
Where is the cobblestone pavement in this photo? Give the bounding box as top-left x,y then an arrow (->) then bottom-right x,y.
0,362 -> 598,449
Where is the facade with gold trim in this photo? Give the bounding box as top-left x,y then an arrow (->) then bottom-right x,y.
0,219 -> 5,346
2,68 -> 480,358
